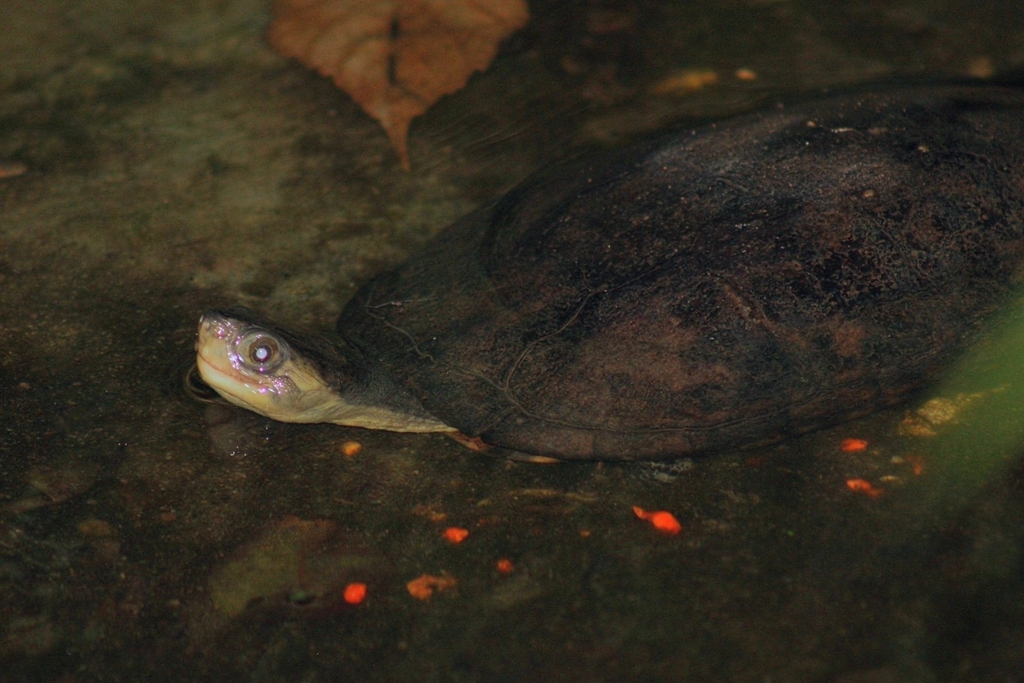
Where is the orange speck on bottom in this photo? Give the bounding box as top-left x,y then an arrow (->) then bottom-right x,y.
846,478 -> 883,498
343,582 -> 367,605
496,558 -> 514,574
443,527 -> 469,544
905,454 -> 926,476
632,506 -> 682,535
406,573 -> 457,600
841,438 -> 869,452
0,161 -> 28,179
340,441 -> 362,457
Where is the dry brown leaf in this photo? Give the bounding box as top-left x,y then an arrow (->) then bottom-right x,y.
269,0 -> 530,168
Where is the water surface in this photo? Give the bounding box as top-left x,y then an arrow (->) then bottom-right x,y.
3,0 -> 1024,680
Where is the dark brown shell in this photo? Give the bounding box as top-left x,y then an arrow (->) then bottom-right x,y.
338,85 -> 1024,460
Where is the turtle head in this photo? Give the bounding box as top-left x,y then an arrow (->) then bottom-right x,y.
195,309 -> 351,423
195,309 -> 452,432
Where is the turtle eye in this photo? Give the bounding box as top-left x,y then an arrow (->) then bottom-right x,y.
235,331 -> 288,373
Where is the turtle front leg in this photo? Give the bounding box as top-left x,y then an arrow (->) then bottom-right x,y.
446,431 -> 492,452
446,431 -> 560,463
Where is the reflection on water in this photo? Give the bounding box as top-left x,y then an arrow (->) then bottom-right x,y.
2,0 -> 1024,681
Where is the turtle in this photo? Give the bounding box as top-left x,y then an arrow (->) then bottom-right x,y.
195,84 -> 1024,461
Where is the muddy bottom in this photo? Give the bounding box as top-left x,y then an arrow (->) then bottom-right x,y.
3,0 -> 1024,681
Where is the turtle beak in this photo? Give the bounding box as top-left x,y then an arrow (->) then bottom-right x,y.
195,312 -> 252,408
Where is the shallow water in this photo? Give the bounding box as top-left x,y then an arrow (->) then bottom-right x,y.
3,1 -> 1024,681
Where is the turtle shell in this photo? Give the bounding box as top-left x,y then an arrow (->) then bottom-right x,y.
338,85 -> 1024,460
